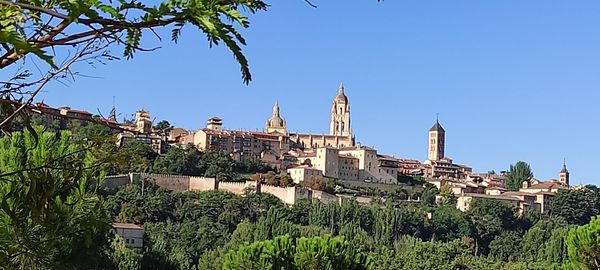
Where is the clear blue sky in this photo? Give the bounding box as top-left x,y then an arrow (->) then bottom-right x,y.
34,1 -> 600,185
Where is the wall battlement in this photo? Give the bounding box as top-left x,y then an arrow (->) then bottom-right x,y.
105,173 -> 325,204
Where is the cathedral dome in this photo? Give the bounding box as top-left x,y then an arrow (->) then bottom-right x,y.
265,101 -> 287,133
267,115 -> 285,127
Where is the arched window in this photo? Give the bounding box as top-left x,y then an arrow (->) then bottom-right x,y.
335,122 -> 339,132
341,122 -> 345,132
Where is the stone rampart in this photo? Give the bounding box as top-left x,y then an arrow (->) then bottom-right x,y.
189,176 -> 217,191
217,181 -> 248,195
106,173 -> 335,205
103,174 -> 131,194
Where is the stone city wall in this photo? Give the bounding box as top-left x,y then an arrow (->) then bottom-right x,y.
106,173 -> 330,205
217,181 -> 250,195
103,174 -> 131,194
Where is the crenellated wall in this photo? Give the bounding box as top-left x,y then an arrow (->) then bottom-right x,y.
107,173 -> 329,205
189,176 -> 217,191
140,173 -> 191,192
218,181 -> 249,195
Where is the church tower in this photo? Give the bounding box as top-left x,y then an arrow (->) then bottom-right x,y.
265,101 -> 287,134
329,82 -> 351,137
559,160 -> 570,186
428,118 -> 445,161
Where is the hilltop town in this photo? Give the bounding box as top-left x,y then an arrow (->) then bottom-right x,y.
29,83 -> 574,215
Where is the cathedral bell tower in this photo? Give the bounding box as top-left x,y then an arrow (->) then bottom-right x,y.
329,82 -> 351,137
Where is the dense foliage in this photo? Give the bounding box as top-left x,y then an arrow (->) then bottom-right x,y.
2,125 -> 600,269
99,178 -> 600,270
0,127 -> 111,269
506,161 -> 534,191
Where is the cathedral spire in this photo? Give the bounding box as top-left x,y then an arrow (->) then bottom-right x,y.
272,100 -> 280,117
561,158 -> 568,173
338,82 -> 344,94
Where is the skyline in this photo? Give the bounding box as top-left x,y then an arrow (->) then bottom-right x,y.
29,0 -> 600,184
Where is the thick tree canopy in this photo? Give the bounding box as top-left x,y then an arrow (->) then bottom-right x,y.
506,161 -> 534,191
0,127 -> 110,269
550,187 -> 600,225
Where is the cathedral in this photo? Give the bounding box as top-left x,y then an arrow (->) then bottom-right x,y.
264,83 -> 355,149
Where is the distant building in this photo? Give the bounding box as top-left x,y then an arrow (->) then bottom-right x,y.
117,110 -> 167,154
287,166 -> 322,184
455,164 -> 572,214
113,223 -> 144,249
289,83 -> 355,150
193,117 -> 290,169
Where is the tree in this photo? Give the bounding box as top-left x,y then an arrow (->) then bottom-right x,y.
566,215 -> 600,269
0,127 -> 111,269
429,205 -> 472,242
506,161 -> 534,191
520,218 -> 566,262
488,231 -> 523,262
550,188 -> 600,225
0,0 -> 270,135
468,199 -> 518,255
302,176 -> 327,191
109,236 -> 142,270
222,235 -> 370,270
152,147 -> 203,175
438,184 -> 454,205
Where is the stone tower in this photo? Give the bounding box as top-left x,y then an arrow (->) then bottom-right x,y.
428,118 -> 445,161
559,160 -> 570,186
265,101 -> 287,134
135,110 -> 152,134
329,82 -> 351,137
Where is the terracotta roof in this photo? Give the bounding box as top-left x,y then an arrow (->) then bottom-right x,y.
526,181 -> 568,190
462,193 -> 522,202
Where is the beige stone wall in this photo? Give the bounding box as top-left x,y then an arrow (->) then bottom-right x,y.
288,167 -> 322,184
218,181 -> 249,195
119,173 -> 330,205
313,148 -> 339,178
142,173 -> 191,192
189,177 -> 217,191
339,148 -> 379,181
103,174 -> 132,194
193,130 -> 208,150
261,184 -> 293,204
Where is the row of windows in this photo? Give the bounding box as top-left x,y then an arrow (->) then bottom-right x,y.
125,238 -> 139,245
